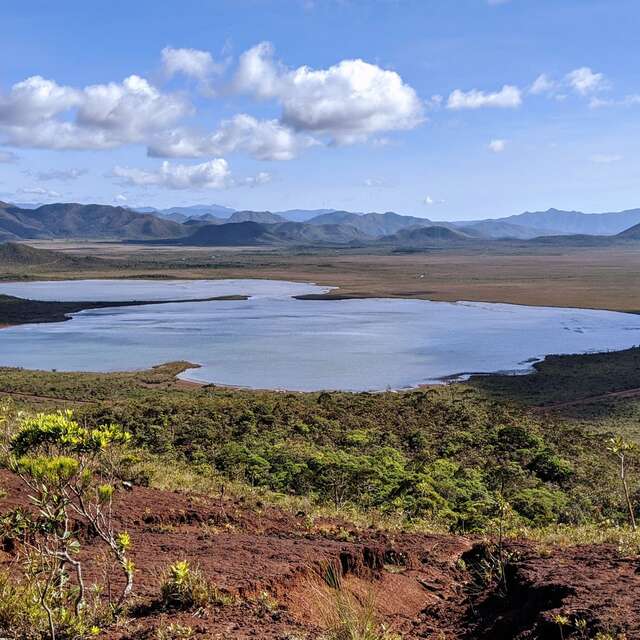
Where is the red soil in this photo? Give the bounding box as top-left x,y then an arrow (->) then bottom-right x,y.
1,470 -> 638,639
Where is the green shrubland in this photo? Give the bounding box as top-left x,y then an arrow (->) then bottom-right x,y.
64,380 -> 631,532
0,353 -> 638,535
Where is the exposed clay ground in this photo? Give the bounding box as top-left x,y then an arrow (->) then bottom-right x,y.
1,470 -> 637,639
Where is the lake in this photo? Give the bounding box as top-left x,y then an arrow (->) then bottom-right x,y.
1,279 -> 640,391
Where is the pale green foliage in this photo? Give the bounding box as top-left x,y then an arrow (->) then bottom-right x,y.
0,569 -> 107,640
15,454 -> 79,482
160,560 -> 235,610
97,484 -> 114,504
607,436 -> 637,530
0,406 -> 134,640
10,410 -> 130,457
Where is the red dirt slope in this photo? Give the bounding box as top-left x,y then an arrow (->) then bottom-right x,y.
0,470 -> 638,639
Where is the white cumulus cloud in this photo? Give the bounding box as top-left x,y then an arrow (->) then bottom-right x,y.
0,76 -> 81,125
17,186 -> 62,198
233,42 -> 424,144
447,85 -> 522,109
149,114 -> 317,161
566,67 -> 607,95
488,139 -> 508,152
112,159 -> 270,190
0,75 -> 190,150
529,74 -> 556,95
162,47 -> 222,80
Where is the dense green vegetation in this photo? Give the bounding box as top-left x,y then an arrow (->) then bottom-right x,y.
469,346 -> 640,407
0,358 -> 636,533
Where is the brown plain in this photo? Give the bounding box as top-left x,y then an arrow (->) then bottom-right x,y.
7,241 -> 640,312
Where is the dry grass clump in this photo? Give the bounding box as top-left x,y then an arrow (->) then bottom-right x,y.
516,523 -> 640,556
318,590 -> 400,640
305,566 -> 400,640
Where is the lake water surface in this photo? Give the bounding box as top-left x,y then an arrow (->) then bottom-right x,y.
1,279 -> 640,391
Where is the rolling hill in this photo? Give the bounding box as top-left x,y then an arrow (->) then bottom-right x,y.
7,199 -> 640,247
379,225 -> 474,246
306,210 -> 436,236
176,220 -> 367,246
0,202 -> 188,240
267,221 -> 365,244
146,204 -> 236,222
228,210 -> 288,224
617,221 -> 640,239
0,242 -> 104,268
456,219 -> 555,240
178,221 -> 281,246
275,208 -> 337,222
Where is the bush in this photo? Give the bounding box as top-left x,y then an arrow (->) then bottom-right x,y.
0,407 -> 134,639
511,487 -> 568,526
0,569 -> 104,640
160,560 -> 234,610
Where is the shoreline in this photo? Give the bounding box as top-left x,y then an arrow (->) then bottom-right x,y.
1,274 -> 639,315
0,293 -> 249,328
2,345 -> 640,397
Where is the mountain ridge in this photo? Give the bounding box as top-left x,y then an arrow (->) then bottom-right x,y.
5,201 -> 640,246
456,207 -> 640,236
0,202 -> 189,241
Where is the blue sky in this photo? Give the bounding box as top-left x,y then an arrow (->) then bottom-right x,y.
1,0 -> 639,220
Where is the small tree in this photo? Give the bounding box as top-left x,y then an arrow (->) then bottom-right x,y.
0,408 -> 134,639
607,436 -> 637,531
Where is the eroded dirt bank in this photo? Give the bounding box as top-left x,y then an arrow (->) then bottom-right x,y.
0,470 -> 637,639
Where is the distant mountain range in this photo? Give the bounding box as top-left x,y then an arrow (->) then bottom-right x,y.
3,200 -> 640,248
0,201 -> 186,241
138,204 -> 236,223
452,207 -> 640,237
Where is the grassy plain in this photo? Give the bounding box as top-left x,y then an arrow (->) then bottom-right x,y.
4,240 -> 640,312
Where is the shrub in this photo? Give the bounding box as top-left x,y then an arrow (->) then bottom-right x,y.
160,560 -> 234,610
156,623 -> 194,639
511,487 -> 568,526
0,569 -> 104,640
0,407 -> 134,639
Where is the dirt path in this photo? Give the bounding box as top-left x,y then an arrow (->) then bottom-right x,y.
535,386 -> 640,412
0,389 -> 97,405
